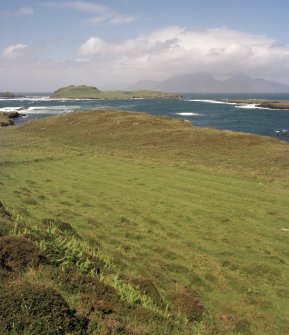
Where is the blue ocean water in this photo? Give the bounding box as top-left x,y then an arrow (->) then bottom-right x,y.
1,92 -> 289,142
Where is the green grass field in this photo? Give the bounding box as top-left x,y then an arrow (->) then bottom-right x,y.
1,109 -> 289,334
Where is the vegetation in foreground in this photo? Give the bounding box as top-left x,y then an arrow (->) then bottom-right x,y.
0,109 -> 289,334
51,85 -> 182,99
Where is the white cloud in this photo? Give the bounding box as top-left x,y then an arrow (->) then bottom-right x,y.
1,26 -> 289,91
78,26 -> 289,80
2,44 -> 30,60
42,1 -> 136,25
2,7 -> 34,17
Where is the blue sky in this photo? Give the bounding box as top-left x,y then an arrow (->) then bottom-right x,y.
1,0 -> 289,91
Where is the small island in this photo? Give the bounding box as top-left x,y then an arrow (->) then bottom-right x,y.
0,92 -> 16,99
222,99 -> 289,109
51,85 -> 182,99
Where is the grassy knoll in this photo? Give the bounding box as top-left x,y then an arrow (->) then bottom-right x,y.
51,85 -> 181,99
1,109 -> 289,334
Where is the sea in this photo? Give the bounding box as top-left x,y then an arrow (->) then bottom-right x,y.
1,93 -> 289,142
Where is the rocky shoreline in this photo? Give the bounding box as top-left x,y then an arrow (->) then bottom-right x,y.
222,99 -> 289,110
0,111 -> 21,127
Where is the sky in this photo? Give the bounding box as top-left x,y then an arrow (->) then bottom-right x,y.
1,0 -> 289,91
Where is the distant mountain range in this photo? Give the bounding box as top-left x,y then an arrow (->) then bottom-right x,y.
129,73 -> 289,93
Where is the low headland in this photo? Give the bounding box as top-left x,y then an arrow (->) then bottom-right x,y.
51,85 -> 182,99
1,109 -> 289,334
222,98 -> 289,109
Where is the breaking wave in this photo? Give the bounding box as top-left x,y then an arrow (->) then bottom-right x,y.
0,107 -> 23,112
185,99 -> 236,105
19,105 -> 81,115
235,104 -> 274,110
176,112 -> 202,116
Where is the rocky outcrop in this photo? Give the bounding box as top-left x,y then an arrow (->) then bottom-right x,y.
0,92 -> 16,98
0,111 -> 22,127
0,113 -> 13,127
3,111 -> 20,118
259,101 -> 289,109
223,99 -> 289,110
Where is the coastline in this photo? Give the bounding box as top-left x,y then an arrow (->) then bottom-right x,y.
221,99 -> 289,109
2,93 -> 289,141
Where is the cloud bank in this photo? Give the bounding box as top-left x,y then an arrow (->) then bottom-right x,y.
1,26 -> 289,91
79,26 -> 289,80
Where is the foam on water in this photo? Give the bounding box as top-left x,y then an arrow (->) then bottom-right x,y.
176,112 -> 202,116
235,104 -> 274,110
185,99 -> 236,105
0,106 -> 23,112
0,96 -> 51,102
19,105 -> 81,115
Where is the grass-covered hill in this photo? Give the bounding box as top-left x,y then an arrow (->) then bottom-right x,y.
1,109 -> 289,334
51,85 -> 182,99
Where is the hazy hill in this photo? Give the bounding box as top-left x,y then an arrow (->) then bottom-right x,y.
130,72 -> 289,93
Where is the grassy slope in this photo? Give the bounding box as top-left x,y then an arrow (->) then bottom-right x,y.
1,109 -> 289,334
51,85 -> 181,99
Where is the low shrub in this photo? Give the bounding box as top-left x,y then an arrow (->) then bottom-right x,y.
174,286 -> 205,322
42,218 -> 79,236
120,276 -> 164,307
0,219 -> 13,237
0,280 -> 87,334
0,201 -> 12,221
0,236 -> 46,272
